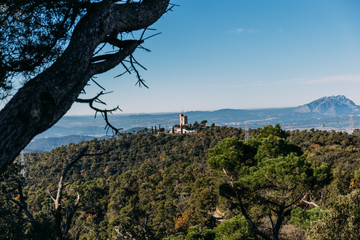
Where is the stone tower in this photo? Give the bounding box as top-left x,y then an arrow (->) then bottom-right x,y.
179,114 -> 188,126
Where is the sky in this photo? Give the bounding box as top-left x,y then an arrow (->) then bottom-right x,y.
67,0 -> 360,115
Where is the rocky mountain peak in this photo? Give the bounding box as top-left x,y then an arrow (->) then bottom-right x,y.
295,95 -> 360,115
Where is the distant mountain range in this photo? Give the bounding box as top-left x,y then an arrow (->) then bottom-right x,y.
26,95 -> 360,152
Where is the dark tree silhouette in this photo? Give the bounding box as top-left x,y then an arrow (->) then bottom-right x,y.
0,0 -> 170,172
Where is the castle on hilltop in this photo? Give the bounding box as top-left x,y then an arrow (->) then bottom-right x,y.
172,113 -> 195,134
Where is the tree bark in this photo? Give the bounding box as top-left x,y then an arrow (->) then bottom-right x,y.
0,0 -> 169,172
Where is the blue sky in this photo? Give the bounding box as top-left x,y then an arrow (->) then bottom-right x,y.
68,0 -> 360,115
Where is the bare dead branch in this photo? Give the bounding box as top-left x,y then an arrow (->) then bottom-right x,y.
91,77 -> 106,91
120,62 -> 132,75
63,191 -> 81,236
166,3 -> 179,13
299,192 -> 320,208
76,92 -> 123,134
137,44 -> 152,52
47,146 -> 113,239
75,192 -> 80,205
130,55 -> 148,88
90,41 -> 140,75
114,61 -> 133,78
140,27 -> 148,40
114,71 -> 129,78
131,55 -> 147,71
141,32 -> 162,41
302,199 -> 320,208
93,42 -> 107,56
52,147 -> 88,240
48,189 -> 56,203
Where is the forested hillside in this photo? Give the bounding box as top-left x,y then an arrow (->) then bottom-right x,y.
2,124 -> 360,239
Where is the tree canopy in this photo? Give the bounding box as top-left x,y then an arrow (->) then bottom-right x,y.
2,125 -> 360,238
0,0 -> 170,172
0,0 -> 83,96
208,125 -> 331,240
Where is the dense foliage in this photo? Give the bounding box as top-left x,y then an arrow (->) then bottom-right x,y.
0,0 -> 85,98
208,125 -> 330,240
2,124 -> 360,239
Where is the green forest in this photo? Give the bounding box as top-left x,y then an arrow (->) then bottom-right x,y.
2,123 -> 360,240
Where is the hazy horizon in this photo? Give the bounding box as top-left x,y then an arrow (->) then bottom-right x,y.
66,94 -> 359,116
